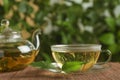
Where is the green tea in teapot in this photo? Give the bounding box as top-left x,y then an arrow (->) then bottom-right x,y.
0,42 -> 39,72
0,19 -> 41,72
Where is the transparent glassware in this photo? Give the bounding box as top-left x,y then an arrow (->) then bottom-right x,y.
51,44 -> 112,73
0,19 -> 41,72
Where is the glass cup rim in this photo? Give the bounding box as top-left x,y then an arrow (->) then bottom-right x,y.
51,44 -> 102,52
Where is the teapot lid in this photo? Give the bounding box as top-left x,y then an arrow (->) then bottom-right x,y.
0,19 -> 22,43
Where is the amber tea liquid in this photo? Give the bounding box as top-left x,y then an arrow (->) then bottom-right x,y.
0,42 -> 39,72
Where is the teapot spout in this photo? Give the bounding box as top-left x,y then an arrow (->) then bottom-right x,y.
32,28 -> 41,50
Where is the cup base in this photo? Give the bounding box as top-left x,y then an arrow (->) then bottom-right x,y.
89,63 -> 110,73
48,62 -> 110,74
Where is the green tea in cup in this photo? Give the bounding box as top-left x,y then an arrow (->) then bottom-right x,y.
51,44 -> 111,73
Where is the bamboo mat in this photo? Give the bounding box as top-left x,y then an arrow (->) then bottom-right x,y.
0,62 -> 120,80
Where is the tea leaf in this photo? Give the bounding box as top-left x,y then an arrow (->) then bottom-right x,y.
62,61 -> 84,73
105,17 -> 116,31
3,0 -> 9,13
108,44 -> 118,54
18,1 -> 27,13
30,61 -> 54,69
39,53 -> 53,63
99,33 -> 115,45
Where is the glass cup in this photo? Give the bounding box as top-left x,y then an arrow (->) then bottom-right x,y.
51,44 -> 112,73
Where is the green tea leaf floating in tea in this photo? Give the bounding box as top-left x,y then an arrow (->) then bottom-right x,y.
62,61 -> 84,73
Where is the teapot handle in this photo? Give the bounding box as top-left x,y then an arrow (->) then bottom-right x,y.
32,28 -> 41,50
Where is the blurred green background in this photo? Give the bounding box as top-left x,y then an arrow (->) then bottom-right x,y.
0,0 -> 120,62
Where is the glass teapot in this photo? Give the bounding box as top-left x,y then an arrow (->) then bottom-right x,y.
0,19 -> 41,72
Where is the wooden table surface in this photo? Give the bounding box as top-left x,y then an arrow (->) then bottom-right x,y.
0,62 -> 120,80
